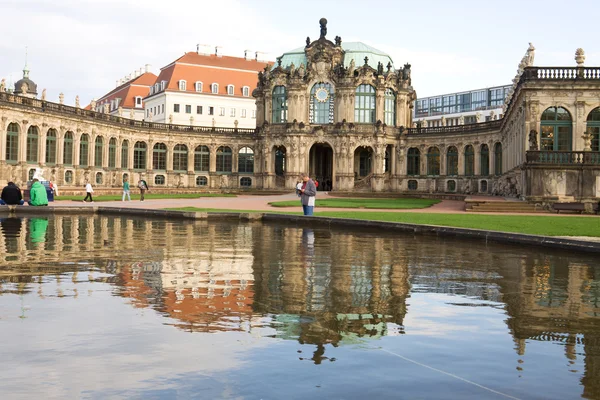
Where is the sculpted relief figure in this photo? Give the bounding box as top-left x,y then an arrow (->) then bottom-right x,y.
348,58 -> 355,77
289,62 -> 296,77
297,63 -> 305,78
458,115 -> 465,125
526,43 -> 535,66
75,95 -> 80,108
528,130 -> 538,150
59,92 -> 64,104
41,88 -> 47,100
129,109 -> 135,119
0,78 -> 5,91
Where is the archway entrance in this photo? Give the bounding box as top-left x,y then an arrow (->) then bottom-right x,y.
273,145 -> 286,188
309,143 -> 333,191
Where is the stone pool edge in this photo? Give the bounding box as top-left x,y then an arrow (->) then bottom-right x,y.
2,205 -> 599,253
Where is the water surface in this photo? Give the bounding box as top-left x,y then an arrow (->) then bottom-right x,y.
0,216 -> 599,399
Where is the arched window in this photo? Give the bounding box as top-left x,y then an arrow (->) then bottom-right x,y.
275,147 -> 286,176
152,143 -> 167,170
211,83 -> 219,94
27,126 -> 39,163
494,143 -> 502,176
155,175 -> 165,185
242,86 -> 250,97
94,136 -> 103,167
216,146 -> 232,173
480,144 -> 490,176
178,80 -> 186,91
95,172 -> 103,185
358,148 -> 372,177
355,84 -> 376,123
195,82 -> 203,92
63,131 -> 73,165
240,177 -> 252,187
6,123 -> 19,163
272,86 -> 287,123
196,176 -> 208,186
310,82 -> 334,124
28,169 -> 35,181
540,106 -> 572,151
384,89 -> 396,126
194,145 -> 209,172
586,107 -> 600,151
79,134 -> 89,167
133,141 -> 147,170
108,138 -> 117,169
447,180 -> 456,192
46,129 -> 57,164
238,147 -> 254,173
227,85 -> 234,95
407,147 -> 420,176
173,144 -> 188,172
464,145 -> 474,176
121,140 -> 129,169
446,146 -> 458,176
427,147 -> 440,176
408,180 -> 418,190
65,170 -> 73,184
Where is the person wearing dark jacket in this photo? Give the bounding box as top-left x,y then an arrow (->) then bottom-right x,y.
0,182 -> 24,205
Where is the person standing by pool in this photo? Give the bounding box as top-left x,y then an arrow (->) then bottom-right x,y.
137,178 -> 149,201
299,173 -> 316,216
28,179 -> 48,206
83,182 -> 94,203
122,178 -> 131,201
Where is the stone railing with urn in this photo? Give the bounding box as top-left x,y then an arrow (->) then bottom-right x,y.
526,151 -> 600,165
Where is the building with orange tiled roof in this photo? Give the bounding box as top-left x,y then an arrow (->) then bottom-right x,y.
143,48 -> 272,129
92,66 -> 157,120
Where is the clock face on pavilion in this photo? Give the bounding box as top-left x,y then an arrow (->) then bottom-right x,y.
315,87 -> 329,103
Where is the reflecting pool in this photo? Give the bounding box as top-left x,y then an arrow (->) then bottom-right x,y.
0,216 -> 599,399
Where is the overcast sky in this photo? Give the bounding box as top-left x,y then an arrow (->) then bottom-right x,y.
1,0 -> 598,105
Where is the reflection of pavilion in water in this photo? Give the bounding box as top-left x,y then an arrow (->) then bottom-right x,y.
1,216 -> 600,391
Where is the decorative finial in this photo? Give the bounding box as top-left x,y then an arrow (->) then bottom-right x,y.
319,18 -> 327,38
23,46 -> 30,79
575,48 -> 585,66
277,57 -> 282,67
364,56 -> 369,66
306,36 -> 311,47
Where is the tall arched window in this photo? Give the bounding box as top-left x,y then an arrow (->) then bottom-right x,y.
480,144 -> 490,176
173,144 -> 188,172
46,129 -> 57,165
586,107 -> 600,151
446,146 -> 458,176
427,147 -> 440,176
216,146 -> 232,173
6,122 -> 19,163
494,143 -> 502,176
108,138 -> 117,169
310,82 -> 334,124
194,145 -> 209,172
272,86 -> 287,123
121,140 -> 129,169
540,106 -> 572,151
79,134 -> 89,167
133,141 -> 147,170
26,126 -> 39,163
355,84 -> 376,123
63,131 -> 74,166
464,145 -> 474,176
238,147 -> 254,173
384,89 -> 396,126
152,143 -> 167,170
94,136 -> 103,167
407,147 -> 420,176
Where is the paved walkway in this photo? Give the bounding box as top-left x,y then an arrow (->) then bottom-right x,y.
48,192 -> 598,217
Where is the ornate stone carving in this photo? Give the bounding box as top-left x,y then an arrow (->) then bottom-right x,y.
528,130 -> 538,150
41,88 -> 46,101
75,95 -> 80,108
575,48 -> 585,66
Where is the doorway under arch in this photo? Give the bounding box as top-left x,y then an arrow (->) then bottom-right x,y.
309,143 -> 333,191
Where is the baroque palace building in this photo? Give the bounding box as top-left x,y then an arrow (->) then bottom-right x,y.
0,18 -> 599,203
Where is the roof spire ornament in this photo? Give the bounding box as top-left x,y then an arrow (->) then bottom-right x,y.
364,56 -> 369,66
23,46 -> 30,79
319,18 -> 327,39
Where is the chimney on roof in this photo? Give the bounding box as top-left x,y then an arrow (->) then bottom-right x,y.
145,64 -> 150,73
139,67 -> 144,75
116,80 -> 119,87
215,46 -> 222,57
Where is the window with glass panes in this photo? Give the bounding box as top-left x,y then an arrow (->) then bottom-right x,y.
358,149 -> 372,176
152,143 -> 167,170
6,123 -> 19,163
121,140 -> 129,169
26,126 -> 39,163
185,105 -> 191,114
63,132 -> 74,165
471,91 -> 487,110
407,148 -> 420,176
272,86 -> 287,123
540,107 -> 572,151
480,144 -> 490,176
238,147 -> 254,173
216,146 -> 232,173
427,147 -> 440,176
46,129 -> 57,164
94,136 -> 103,167
133,141 -> 147,170
108,138 -> 117,168
194,145 -> 209,171
79,134 -> 89,166
494,143 -> 502,175
355,84 -> 375,123
173,144 -> 188,172
309,82 -> 334,124
446,146 -> 458,176
196,176 -> 208,186
464,145 -> 474,176
384,89 -> 396,126
586,107 -> 600,151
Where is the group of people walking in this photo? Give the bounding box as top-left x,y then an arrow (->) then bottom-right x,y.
82,178 -> 149,203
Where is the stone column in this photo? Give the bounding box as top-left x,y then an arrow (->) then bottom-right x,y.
232,147 -> 238,174
115,138 -> 122,169
574,102 -> 586,151
375,90 -> 385,123
73,134 -> 81,167
146,141 -> 153,171
458,147 -> 465,176
187,145 -> 194,173
209,146 -> 217,172
0,117 -> 6,162
56,129 -> 65,167
474,145 -> 481,175
19,121 -> 29,163
440,146 -> 447,176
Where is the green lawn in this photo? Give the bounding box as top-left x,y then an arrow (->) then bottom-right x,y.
56,193 -> 236,202
268,198 -> 440,209
166,208 -> 600,237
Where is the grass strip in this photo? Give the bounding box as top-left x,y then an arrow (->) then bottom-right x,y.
268,198 -> 439,209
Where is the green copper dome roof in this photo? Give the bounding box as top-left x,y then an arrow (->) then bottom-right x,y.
275,42 -> 395,71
